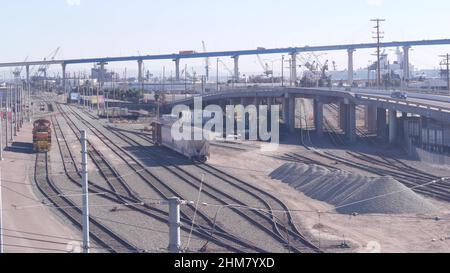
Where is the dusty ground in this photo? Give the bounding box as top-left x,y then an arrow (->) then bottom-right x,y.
207,140 -> 450,253
1,121 -> 81,253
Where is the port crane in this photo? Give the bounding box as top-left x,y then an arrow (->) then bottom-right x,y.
32,47 -> 60,91
255,48 -> 273,77
13,57 -> 29,80
35,47 -> 61,79
217,58 -> 234,79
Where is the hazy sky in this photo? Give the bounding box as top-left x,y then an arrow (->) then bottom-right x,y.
1,0 -> 450,77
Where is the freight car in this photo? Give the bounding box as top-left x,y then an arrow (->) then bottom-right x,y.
151,116 -> 210,162
33,119 -> 52,153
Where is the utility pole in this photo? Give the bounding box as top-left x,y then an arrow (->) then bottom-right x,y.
96,85 -> 100,117
10,86 -> 14,141
371,18 -> 385,89
440,54 -> 450,94
105,91 -> 109,122
168,197 -> 181,253
288,58 -> 292,87
0,107 -> 3,161
0,168 -> 3,253
5,89 -> 8,148
81,130 -> 90,253
13,86 -> 17,137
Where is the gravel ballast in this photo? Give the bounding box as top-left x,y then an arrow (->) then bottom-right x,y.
270,163 -> 438,214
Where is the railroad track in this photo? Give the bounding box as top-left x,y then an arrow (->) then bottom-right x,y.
34,152 -> 138,253
277,102 -> 450,202
65,104 -> 321,253
57,103 -> 267,253
110,126 -> 320,253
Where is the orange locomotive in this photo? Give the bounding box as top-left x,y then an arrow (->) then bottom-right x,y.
33,119 -> 52,153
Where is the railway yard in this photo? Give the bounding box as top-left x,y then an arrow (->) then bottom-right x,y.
0,92 -> 448,253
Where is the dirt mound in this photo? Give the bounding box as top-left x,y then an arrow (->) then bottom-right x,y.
270,163 -> 437,214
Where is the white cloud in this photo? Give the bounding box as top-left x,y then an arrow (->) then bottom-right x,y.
66,0 -> 81,6
366,0 -> 384,6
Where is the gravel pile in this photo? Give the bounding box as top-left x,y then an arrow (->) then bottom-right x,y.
270,163 -> 437,214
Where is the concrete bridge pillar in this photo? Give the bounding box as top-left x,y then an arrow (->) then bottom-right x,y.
99,62 -> 106,89
403,46 -> 410,83
233,56 -> 240,83
314,100 -> 324,137
347,104 -> 356,143
288,95 -> 295,132
282,94 -> 289,125
219,100 -> 227,113
290,52 -> 297,87
62,63 -> 66,95
338,103 -> 347,132
138,60 -> 144,95
267,97 -> 273,109
364,105 -> 377,133
347,49 -> 355,88
240,97 -> 246,106
338,102 -> 356,143
173,59 -> 181,81
377,108 -> 387,140
389,109 -> 398,144
26,65 -> 30,87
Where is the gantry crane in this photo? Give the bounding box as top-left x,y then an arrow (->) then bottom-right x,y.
13,56 -> 29,80
35,47 -> 60,79
256,55 -> 273,77
217,59 -> 234,78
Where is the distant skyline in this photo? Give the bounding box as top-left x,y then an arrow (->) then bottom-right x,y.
1,0 -> 450,78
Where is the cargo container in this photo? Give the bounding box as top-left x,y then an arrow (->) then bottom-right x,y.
179,50 -> 196,55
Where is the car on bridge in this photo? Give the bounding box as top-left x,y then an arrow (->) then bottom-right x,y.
391,91 -> 408,100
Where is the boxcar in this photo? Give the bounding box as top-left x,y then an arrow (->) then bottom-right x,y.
151,117 -> 210,162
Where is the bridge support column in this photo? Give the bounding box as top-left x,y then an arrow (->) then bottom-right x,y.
138,60 -> 144,87
347,104 -> 356,143
288,95 -> 295,132
389,109 -> 398,144
267,97 -> 273,109
347,49 -> 355,88
99,62 -> 106,89
138,60 -> 144,99
338,103 -> 347,132
364,105 -> 377,133
290,52 -> 297,87
233,56 -> 239,83
62,63 -> 66,96
174,59 -> 180,81
282,95 -> 289,125
377,108 -> 387,141
403,46 -> 410,84
339,102 -> 356,143
314,100 -> 323,137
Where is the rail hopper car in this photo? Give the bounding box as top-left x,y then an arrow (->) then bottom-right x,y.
151,116 -> 210,162
33,119 -> 52,153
